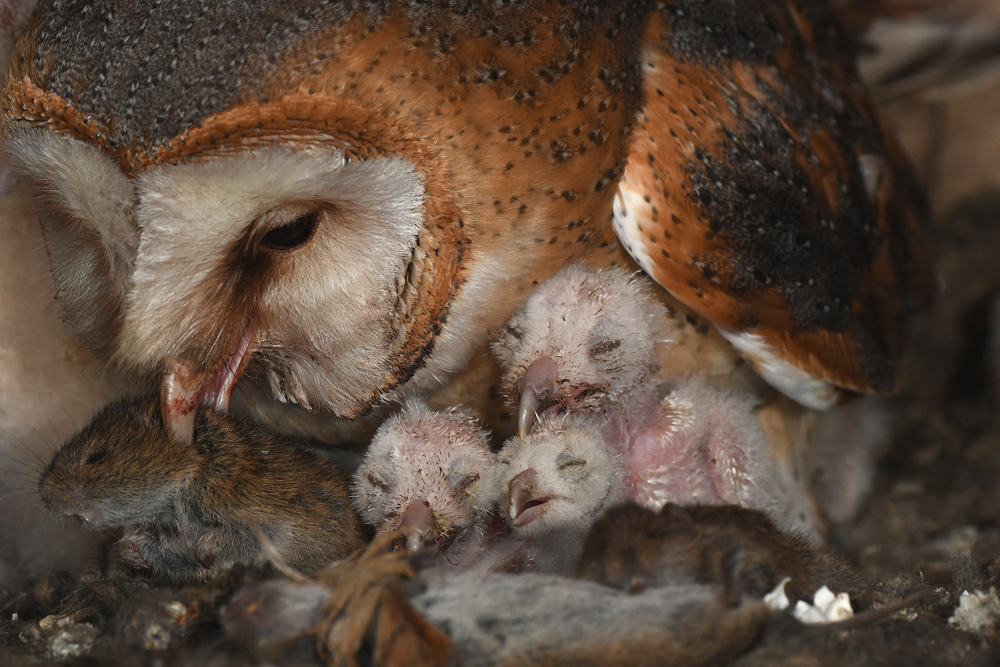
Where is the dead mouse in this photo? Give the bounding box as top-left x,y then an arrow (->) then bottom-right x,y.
578,503 -> 862,603
38,394 -> 364,584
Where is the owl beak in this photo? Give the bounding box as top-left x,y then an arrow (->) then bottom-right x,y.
516,357 -> 559,437
201,327 -> 256,412
517,387 -> 541,438
161,327 -> 256,446
508,468 -> 549,527
396,499 -> 436,552
161,364 -> 200,446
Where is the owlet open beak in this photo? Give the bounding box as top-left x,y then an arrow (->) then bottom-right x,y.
507,468 -> 550,527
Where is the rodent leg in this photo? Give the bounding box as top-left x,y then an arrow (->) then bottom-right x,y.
118,530 -> 151,571
194,533 -> 217,567
185,524 -> 266,570
118,524 -> 207,584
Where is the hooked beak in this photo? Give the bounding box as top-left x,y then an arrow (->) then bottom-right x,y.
160,326 -> 255,446
516,357 -> 559,437
161,365 -> 200,446
518,387 -> 540,439
507,468 -> 549,527
396,499 -> 436,552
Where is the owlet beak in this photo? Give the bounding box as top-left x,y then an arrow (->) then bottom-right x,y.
397,499 -> 436,552
516,356 -> 559,437
507,468 -> 550,527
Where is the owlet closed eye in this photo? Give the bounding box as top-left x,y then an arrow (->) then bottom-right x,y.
366,472 -> 391,493
557,456 -> 587,470
455,473 -> 480,493
589,338 -> 622,362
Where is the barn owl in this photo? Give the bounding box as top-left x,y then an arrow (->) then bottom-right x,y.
491,262 -> 670,435
0,0 -> 931,444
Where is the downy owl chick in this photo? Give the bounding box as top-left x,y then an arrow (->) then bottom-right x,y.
492,262 -> 672,436
352,400 -> 500,556
486,413 -> 627,574
494,263 -> 797,531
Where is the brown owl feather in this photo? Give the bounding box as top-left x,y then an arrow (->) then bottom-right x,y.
613,1 -> 932,408
1,0 -> 929,444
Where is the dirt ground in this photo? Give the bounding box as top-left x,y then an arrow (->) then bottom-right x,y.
4,2 -> 1000,666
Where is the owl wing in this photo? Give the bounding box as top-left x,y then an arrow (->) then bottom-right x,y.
615,2 -> 932,409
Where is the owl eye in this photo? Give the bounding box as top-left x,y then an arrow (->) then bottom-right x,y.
589,338 -> 622,362
503,323 -> 525,342
556,453 -> 586,470
262,211 -> 319,251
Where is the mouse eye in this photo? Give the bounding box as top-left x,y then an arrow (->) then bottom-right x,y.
366,472 -> 391,493
86,451 -> 108,465
455,473 -> 480,494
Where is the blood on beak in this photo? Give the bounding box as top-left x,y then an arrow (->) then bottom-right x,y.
160,326 -> 256,446
161,364 -> 200,446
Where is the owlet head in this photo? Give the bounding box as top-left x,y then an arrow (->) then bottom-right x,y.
492,263 -> 672,435
352,400 -> 499,552
495,413 -> 625,538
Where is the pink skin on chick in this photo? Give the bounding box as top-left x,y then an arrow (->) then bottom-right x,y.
352,400 -> 501,556
613,380 -> 778,513
493,263 -> 782,519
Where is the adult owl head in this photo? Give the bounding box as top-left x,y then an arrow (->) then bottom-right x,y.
2,0 -> 931,445
1,0 -> 653,443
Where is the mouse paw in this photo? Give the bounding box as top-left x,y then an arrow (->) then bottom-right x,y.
194,534 -> 217,568
116,524 -> 206,584
118,531 -> 152,571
